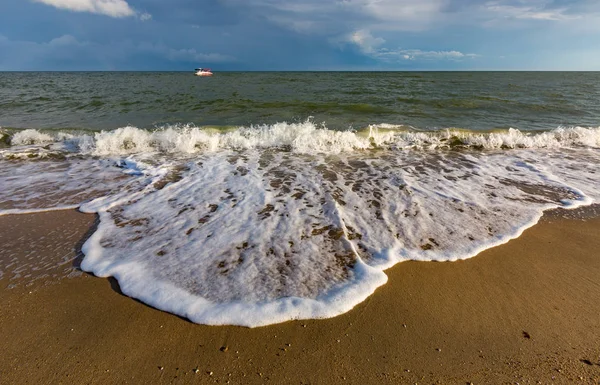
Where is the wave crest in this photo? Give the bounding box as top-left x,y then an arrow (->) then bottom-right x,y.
3,122 -> 600,157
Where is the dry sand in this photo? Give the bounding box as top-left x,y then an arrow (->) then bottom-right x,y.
1,208 -> 599,384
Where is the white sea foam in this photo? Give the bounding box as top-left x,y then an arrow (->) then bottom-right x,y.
0,156 -> 169,213
461,127 -> 600,149
10,129 -> 54,146
2,123 -> 599,326
88,124 -> 597,152
79,147 -> 597,326
3,123 -> 599,157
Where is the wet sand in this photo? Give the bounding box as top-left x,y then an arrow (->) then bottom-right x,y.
1,209 -> 599,384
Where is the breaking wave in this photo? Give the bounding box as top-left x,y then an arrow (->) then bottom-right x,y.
1,121 -> 599,326
2,122 -> 599,159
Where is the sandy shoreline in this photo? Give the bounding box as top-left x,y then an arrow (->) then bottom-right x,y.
1,208 -> 600,384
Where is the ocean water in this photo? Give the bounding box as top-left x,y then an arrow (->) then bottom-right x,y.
1,72 -> 599,326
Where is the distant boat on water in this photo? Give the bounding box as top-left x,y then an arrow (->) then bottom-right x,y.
194,68 -> 213,76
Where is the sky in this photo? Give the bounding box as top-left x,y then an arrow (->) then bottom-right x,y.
0,0 -> 599,70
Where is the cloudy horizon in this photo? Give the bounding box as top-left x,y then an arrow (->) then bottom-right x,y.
1,0 -> 599,71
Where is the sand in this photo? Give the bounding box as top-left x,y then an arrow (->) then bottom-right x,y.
1,208 -> 600,384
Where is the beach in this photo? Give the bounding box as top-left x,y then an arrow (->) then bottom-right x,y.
1,207 -> 599,384
1,71 -> 600,384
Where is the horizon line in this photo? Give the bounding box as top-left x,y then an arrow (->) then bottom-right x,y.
1,69 -> 599,73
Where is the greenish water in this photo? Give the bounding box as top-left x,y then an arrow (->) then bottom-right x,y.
1,71 -> 599,132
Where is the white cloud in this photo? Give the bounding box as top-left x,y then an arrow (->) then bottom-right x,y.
343,28 -> 478,62
378,49 -> 479,61
139,12 -> 152,21
48,34 -> 82,46
32,0 -> 136,18
484,2 -> 578,21
347,29 -> 385,53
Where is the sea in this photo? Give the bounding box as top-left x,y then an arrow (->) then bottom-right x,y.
1,71 -> 599,327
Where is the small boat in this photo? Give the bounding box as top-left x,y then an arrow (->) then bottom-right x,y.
194,68 -> 213,76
